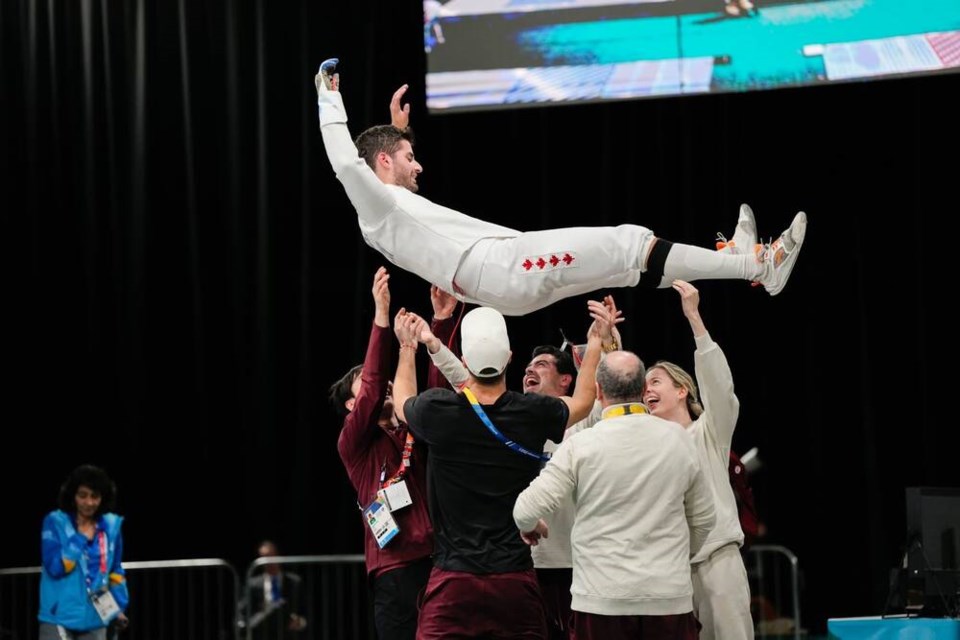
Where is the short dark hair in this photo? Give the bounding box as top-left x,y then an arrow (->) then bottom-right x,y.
58,464 -> 116,515
531,345 -> 576,392
355,125 -> 416,171
328,364 -> 363,417
596,352 -> 646,404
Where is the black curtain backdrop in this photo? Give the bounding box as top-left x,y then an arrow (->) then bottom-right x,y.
3,0 -> 958,633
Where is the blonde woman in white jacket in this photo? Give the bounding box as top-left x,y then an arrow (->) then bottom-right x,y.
643,280 -> 753,640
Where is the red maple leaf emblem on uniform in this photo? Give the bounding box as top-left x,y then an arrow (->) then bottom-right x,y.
522,259 -> 534,271
549,255 -> 560,267
562,253 -> 575,265
536,257 -> 547,269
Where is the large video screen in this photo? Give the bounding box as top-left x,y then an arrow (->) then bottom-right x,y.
423,0 -> 960,113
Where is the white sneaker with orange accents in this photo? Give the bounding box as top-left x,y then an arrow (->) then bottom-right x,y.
716,204 -> 758,255
758,211 -> 807,296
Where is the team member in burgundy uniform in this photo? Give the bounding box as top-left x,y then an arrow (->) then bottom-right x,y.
328,267 -> 456,640
393,305 -> 602,639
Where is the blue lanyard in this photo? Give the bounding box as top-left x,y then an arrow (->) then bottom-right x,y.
69,521 -> 107,594
462,387 -> 550,462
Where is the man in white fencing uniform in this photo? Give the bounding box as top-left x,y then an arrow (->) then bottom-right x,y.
316,58 -> 807,316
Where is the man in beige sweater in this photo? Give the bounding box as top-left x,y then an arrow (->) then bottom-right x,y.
514,351 -> 716,639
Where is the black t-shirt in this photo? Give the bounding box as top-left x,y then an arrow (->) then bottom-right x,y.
404,387 -> 568,574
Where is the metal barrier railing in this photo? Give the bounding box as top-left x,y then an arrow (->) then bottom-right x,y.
2,555 -> 373,640
5,549 -> 799,638
0,565 -> 39,640
1,559 -> 240,640
241,554 -> 372,640
120,559 -> 240,640
745,544 -> 802,639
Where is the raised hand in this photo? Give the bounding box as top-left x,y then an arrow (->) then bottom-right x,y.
587,297 -> 624,348
408,312 -> 431,344
316,57 -> 340,93
372,267 -> 390,328
413,316 -> 442,354
404,311 -> 430,347
390,84 -> 411,131
394,307 -> 417,347
430,284 -> 457,320
672,280 -> 707,338
603,295 -> 620,324
672,280 -> 700,318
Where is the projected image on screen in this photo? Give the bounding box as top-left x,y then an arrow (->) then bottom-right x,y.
423,0 -> 960,112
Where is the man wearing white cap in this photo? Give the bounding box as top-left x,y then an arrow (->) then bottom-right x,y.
316,59 -> 807,317
393,305 -> 602,639
414,296 -> 623,639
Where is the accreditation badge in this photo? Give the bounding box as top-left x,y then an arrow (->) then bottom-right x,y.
379,479 -> 413,512
91,589 -> 120,623
363,495 -> 400,549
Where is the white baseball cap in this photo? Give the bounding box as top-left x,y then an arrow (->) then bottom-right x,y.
461,307 -> 511,378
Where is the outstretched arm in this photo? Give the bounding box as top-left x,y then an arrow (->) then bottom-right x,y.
337,268 -> 395,462
561,303 -> 602,426
674,280 -> 739,447
426,285 -> 464,390
393,310 -> 421,424
421,291 -> 468,388
424,338 -> 469,389
675,280 -> 706,339
316,63 -> 396,225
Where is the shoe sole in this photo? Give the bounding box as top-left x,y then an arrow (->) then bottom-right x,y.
766,211 -> 807,296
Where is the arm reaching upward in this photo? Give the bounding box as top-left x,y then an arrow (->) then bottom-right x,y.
675,280 -> 740,448
316,59 -> 397,226
422,327 -> 469,389
426,284 -> 464,390
674,280 -> 706,339
561,303 -> 602,426
393,309 -> 421,423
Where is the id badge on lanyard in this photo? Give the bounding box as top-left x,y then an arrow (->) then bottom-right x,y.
91,590 -> 120,623
363,495 -> 400,549
378,479 -> 412,511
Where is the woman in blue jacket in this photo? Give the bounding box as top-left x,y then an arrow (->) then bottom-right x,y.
39,464 -> 129,640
